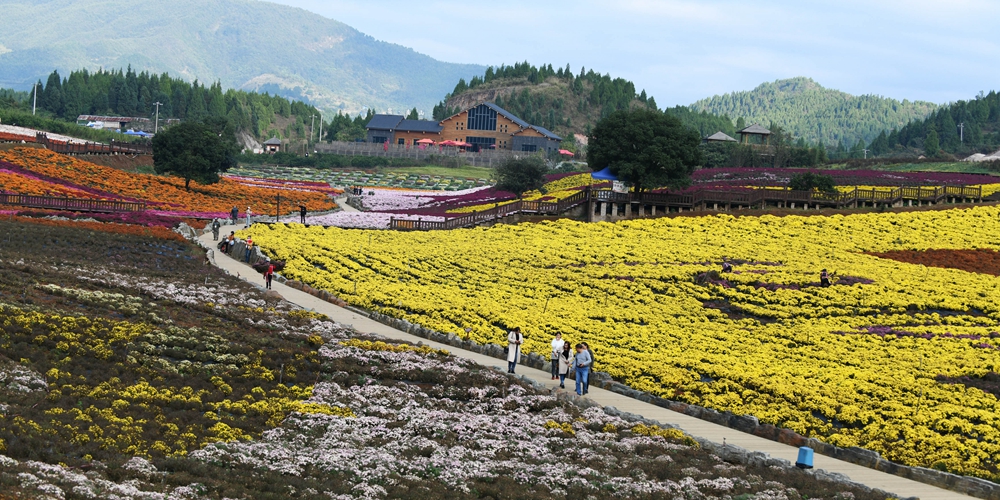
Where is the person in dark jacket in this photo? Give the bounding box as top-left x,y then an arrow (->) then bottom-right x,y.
299,205 -> 307,224
230,206 -> 239,225
211,219 -> 221,241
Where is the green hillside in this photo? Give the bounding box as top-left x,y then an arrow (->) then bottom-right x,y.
434,62 -> 734,142
0,0 -> 483,116
867,90 -> 1000,158
689,77 -> 938,147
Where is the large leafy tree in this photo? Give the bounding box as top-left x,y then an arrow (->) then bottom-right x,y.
588,109 -> 702,192
493,156 -> 547,198
152,121 -> 237,190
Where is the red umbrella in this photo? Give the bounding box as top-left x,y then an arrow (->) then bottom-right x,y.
439,140 -> 458,146
558,149 -> 575,156
416,138 -> 435,145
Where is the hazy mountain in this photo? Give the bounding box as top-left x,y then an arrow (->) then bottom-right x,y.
689,77 -> 938,147
0,0 -> 484,116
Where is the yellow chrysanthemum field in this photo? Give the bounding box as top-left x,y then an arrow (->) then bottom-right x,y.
242,205 -> 1000,480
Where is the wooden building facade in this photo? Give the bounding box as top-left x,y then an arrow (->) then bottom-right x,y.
366,103 -> 561,153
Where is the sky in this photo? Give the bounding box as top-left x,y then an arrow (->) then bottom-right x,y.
269,0 -> 1000,106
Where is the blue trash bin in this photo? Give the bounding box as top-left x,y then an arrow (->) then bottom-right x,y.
795,446 -> 814,469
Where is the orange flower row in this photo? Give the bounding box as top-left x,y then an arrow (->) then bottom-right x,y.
0,171 -> 96,198
0,148 -> 337,215
9,215 -> 185,241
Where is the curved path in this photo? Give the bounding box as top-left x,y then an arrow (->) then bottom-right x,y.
199,222 -> 973,500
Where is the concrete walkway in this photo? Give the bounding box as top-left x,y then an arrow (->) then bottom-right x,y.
200,223 -> 972,500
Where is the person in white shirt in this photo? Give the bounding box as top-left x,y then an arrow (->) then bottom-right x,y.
245,206 -> 253,228
506,327 -> 523,373
550,333 -> 565,380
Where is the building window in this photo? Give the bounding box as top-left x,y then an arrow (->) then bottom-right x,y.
521,144 -> 538,152
465,136 -> 496,152
372,136 -> 388,144
398,138 -> 405,145
467,104 -> 498,131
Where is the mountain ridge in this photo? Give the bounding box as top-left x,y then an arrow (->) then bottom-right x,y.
0,0 -> 484,116
689,77 -> 938,147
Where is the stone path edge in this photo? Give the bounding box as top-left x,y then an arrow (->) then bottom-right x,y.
193,223 -> 992,500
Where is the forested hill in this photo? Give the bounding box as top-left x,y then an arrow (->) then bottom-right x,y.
689,77 -> 938,147
433,62 -> 734,142
0,0 -> 482,115
866,91 -> 1000,158
15,67 -> 322,147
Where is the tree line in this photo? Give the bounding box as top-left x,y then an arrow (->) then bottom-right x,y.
22,67 -> 320,141
868,91 -> 1000,158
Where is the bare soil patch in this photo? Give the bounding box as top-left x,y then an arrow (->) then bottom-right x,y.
868,248 -> 1000,276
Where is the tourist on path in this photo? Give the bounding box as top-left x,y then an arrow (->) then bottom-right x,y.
224,232 -> 235,253
299,205 -> 307,224
211,219 -> 221,241
821,269 -> 831,287
506,327 -> 523,373
245,238 -> 254,263
582,342 -> 595,394
574,343 -> 592,396
231,206 -> 239,225
557,342 -> 572,389
265,261 -> 275,290
245,206 -> 253,228
550,333 -> 565,380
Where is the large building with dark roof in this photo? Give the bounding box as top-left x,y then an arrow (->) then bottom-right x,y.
365,103 -> 561,153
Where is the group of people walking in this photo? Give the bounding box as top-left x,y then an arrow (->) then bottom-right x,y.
350,186 -> 365,196
507,329 -> 595,396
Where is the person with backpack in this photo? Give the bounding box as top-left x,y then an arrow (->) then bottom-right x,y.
211,219 -> 221,241
299,205 -> 307,224
550,333 -> 565,380
557,342 -> 573,389
265,261 -> 275,290
230,206 -> 239,225
506,327 -> 523,374
573,343 -> 592,396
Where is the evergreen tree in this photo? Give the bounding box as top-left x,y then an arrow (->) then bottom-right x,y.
406,107 -> 419,120
924,129 -> 940,156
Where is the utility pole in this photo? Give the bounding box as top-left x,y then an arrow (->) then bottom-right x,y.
318,114 -> 323,146
959,122 -> 965,143
311,115 -> 316,144
153,102 -> 162,134
32,82 -> 39,115
863,148 -> 870,160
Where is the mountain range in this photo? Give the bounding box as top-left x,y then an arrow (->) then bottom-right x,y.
0,0 -> 483,116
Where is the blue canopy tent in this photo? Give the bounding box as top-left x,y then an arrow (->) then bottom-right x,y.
590,167 -> 618,181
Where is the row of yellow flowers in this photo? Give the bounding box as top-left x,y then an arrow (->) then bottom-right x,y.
242,206 -> 1000,480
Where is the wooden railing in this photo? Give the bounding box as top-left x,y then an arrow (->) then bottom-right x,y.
391,189 -> 589,231
0,193 -> 147,213
35,133 -> 152,155
389,184 -> 983,231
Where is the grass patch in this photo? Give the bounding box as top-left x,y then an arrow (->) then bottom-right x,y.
383,165 -> 493,179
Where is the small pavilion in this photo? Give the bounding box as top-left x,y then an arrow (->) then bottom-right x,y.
738,124 -> 771,146
704,131 -> 738,143
263,137 -> 282,154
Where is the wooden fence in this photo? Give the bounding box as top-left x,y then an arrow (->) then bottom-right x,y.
390,190 -> 589,231
35,133 -> 153,155
0,193 -> 147,213
390,185 -> 983,231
